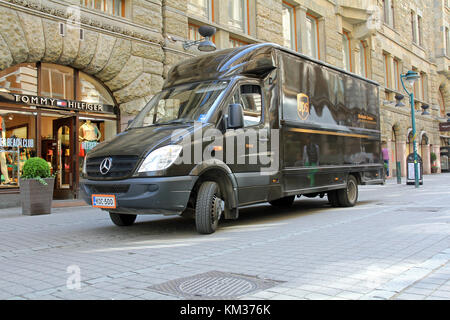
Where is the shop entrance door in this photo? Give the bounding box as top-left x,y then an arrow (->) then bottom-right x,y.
52,116 -> 76,199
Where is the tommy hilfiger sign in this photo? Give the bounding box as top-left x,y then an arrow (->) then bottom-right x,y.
0,93 -> 115,114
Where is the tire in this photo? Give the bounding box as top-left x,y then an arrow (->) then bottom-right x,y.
337,175 -> 358,207
269,195 -> 295,208
109,212 -> 137,226
327,190 -> 340,207
195,181 -> 224,234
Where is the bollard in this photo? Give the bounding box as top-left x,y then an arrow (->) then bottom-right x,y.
396,161 -> 401,184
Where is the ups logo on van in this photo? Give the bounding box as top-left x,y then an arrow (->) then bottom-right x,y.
297,93 -> 310,120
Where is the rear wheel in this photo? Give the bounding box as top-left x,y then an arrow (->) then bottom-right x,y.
195,181 -> 224,234
269,195 -> 295,208
109,212 -> 137,226
337,175 -> 358,207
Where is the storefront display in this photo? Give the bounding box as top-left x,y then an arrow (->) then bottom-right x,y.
0,63 -> 119,198
0,110 -> 37,188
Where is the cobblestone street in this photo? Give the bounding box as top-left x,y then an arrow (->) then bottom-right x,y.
0,174 -> 449,300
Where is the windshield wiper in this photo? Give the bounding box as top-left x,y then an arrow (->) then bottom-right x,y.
163,119 -> 196,124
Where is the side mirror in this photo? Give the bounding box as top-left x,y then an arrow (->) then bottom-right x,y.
227,104 -> 244,129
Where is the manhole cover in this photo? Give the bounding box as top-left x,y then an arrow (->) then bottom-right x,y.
148,271 -> 281,299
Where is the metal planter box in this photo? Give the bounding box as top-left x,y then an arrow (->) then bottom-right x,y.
19,178 -> 55,215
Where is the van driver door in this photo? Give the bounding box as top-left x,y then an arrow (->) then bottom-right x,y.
224,83 -> 271,205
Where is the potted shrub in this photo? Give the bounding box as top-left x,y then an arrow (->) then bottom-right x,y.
431,165 -> 439,174
430,152 -> 437,164
19,157 -> 54,215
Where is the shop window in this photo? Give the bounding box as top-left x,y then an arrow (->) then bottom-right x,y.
40,63 -> 75,100
0,63 -> 37,95
0,110 -> 37,189
80,0 -> 125,18
282,2 -> 296,51
78,72 -> 115,105
0,62 -> 118,196
78,117 -> 117,179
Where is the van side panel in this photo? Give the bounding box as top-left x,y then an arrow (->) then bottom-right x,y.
277,50 -> 383,194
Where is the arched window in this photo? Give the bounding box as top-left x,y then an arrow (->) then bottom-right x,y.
39,63 -> 115,106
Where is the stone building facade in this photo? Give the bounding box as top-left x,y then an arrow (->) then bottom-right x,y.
0,0 -> 448,205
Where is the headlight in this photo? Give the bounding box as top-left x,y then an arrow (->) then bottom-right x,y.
138,145 -> 182,173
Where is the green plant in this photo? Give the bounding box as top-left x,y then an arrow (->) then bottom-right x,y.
21,157 -> 52,185
430,152 -> 437,162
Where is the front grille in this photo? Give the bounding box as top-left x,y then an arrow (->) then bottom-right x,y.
87,184 -> 130,194
86,155 -> 139,179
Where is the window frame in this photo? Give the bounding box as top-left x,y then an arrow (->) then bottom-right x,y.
445,27 -> 450,57
229,37 -> 249,48
228,0 -> 248,34
282,2 -> 297,52
342,31 -> 352,72
187,0 -> 214,22
411,10 -> 417,44
383,0 -> 395,28
393,58 -> 400,91
80,0 -> 125,18
417,15 -> 423,46
305,13 -> 320,60
358,41 -> 368,78
383,52 -> 391,89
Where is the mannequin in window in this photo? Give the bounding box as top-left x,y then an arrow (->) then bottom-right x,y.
0,116 -> 11,185
79,120 -> 101,142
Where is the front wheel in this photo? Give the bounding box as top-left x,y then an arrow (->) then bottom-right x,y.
109,212 -> 137,226
337,175 -> 358,207
195,181 -> 224,234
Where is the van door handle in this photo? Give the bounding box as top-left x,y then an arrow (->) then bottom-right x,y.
259,137 -> 269,142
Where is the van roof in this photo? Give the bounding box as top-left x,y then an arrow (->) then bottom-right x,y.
164,43 -> 380,88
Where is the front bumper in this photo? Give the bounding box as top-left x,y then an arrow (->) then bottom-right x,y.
80,176 -> 198,215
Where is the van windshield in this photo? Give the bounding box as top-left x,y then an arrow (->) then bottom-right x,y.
128,81 -> 229,128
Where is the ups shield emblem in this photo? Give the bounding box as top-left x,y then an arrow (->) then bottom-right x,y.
297,93 -> 310,121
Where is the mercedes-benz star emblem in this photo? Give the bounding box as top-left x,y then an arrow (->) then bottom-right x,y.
100,157 -> 113,175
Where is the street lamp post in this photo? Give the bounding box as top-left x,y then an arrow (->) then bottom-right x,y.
400,70 -> 421,188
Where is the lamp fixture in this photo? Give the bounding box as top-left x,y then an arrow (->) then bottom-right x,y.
403,70 -> 420,87
172,25 -> 217,52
